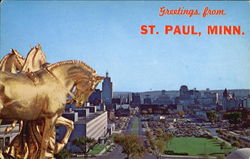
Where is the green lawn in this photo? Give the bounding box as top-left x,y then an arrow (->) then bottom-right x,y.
131,130 -> 138,135
166,137 -> 235,156
131,117 -> 139,135
110,132 -> 118,140
132,117 -> 139,128
88,144 -> 106,155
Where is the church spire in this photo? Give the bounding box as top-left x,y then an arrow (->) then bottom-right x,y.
223,88 -> 228,98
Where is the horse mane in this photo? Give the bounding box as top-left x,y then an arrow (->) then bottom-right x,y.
21,46 -> 47,72
45,60 -> 97,99
46,60 -> 96,73
0,53 -> 12,64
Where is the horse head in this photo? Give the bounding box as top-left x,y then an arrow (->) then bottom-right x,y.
63,61 -> 104,107
46,60 -> 104,108
11,49 -> 25,70
22,44 -> 47,72
0,49 -> 25,73
74,75 -> 104,107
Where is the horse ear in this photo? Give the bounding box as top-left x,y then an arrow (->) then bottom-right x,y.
11,49 -> 15,53
11,49 -> 19,55
36,43 -> 42,49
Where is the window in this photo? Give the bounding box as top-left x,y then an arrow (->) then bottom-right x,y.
5,137 -> 10,146
0,138 -> 4,148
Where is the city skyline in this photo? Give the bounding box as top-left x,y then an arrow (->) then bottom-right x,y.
1,1 -> 249,92
113,88 -> 250,93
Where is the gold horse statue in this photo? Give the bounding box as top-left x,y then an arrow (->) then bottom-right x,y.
0,49 -> 103,158
0,46 -> 85,158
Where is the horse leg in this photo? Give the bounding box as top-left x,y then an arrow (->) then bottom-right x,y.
5,120 -> 18,133
39,115 -> 58,159
39,118 -> 50,159
19,120 -> 23,132
0,85 -> 4,125
0,101 -> 3,125
54,116 -> 74,153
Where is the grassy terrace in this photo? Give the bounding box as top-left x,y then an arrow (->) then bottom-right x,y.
131,130 -> 139,135
131,117 -> 139,128
88,144 -> 106,155
130,117 -> 139,135
166,137 -> 235,156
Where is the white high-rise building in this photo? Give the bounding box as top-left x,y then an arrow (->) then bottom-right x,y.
102,72 -> 113,106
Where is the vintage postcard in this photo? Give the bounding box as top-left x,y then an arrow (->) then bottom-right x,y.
0,1 -> 249,159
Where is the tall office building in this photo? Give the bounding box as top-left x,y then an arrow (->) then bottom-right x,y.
88,89 -> 102,105
144,95 -> 152,104
102,72 -> 113,107
131,93 -> 141,107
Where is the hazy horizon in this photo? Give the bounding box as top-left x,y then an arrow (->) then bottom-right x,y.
113,88 -> 250,93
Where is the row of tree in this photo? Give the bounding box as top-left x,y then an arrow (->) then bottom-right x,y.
114,134 -> 145,159
55,129 -> 173,159
55,136 -> 97,159
113,128 -> 174,159
146,128 -> 174,159
206,110 -> 245,126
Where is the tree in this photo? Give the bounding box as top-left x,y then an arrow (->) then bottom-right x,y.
155,128 -> 173,141
224,112 -> 242,126
156,128 -> 163,136
216,154 -> 225,159
150,139 -> 166,159
178,111 -> 185,117
232,141 -> 240,147
54,148 -> 71,159
146,129 -> 174,159
114,134 -> 146,159
220,142 -> 226,149
241,109 -> 250,121
72,137 -> 97,158
145,130 -> 153,140
163,133 -> 174,141
206,110 -> 217,123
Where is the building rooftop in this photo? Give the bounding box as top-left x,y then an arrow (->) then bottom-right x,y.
226,148 -> 250,159
75,111 -> 106,124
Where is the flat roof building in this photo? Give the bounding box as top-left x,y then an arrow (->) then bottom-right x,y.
57,108 -> 108,152
0,122 -> 20,150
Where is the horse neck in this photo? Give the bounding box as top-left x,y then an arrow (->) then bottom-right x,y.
0,54 -> 22,73
22,49 -> 46,72
14,55 -> 25,71
48,64 -> 79,92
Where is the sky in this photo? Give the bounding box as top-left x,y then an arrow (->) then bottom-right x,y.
0,1 -> 249,92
